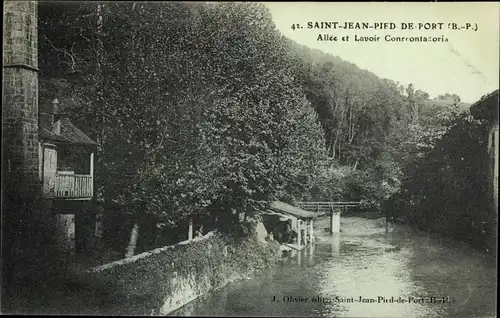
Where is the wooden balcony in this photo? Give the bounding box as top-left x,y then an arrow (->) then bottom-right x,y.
43,172 -> 93,200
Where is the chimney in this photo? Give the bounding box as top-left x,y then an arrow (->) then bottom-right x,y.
40,98 -> 60,134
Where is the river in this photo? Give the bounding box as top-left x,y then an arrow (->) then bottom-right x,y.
171,216 -> 497,317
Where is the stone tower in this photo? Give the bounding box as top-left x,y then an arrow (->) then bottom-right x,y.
2,1 -> 40,310
2,1 -> 39,198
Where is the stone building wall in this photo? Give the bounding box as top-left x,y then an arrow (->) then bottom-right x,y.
470,90 -> 498,250
488,122 -> 498,216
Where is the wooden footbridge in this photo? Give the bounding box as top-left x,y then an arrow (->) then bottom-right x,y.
297,201 -> 361,216
296,201 -> 361,233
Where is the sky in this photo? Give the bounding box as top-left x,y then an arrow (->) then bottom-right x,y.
263,2 -> 499,104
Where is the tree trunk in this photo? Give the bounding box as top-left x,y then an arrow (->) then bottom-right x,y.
348,106 -> 353,142
328,137 -> 335,159
188,218 -> 193,241
95,3 -> 107,204
125,222 -> 140,258
96,3 -> 104,149
349,109 -> 357,144
353,158 -> 359,171
337,132 -> 342,159
332,107 -> 346,160
94,206 -> 104,248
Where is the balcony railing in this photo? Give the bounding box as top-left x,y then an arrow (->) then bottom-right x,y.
43,172 -> 93,199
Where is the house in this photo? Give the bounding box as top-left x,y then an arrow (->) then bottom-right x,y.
39,98 -> 97,200
38,98 -> 98,258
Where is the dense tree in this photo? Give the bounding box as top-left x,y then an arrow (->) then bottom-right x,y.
37,1 -> 491,254
395,111 -> 494,249
38,2 -> 327,242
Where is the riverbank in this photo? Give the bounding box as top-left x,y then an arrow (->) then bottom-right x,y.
344,207 -> 495,256
342,210 -> 384,219
4,230 -> 281,315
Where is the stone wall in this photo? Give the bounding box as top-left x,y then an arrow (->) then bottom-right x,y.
84,231 -> 280,315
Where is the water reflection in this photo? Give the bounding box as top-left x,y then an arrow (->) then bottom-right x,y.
307,243 -> 314,266
330,233 -> 340,255
171,217 -> 497,317
402,225 -> 497,318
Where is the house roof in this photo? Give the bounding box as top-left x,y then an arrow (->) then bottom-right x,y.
470,90 -> 499,122
39,126 -> 67,143
267,201 -> 317,219
39,117 -> 98,146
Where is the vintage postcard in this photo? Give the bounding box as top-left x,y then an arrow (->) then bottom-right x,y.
2,1 -> 498,317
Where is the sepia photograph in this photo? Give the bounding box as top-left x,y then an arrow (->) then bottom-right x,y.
2,1 -> 498,317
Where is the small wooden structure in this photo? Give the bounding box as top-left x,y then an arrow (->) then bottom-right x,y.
264,201 -> 317,251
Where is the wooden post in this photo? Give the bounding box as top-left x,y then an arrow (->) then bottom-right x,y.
307,239 -> 314,265
310,219 -> 314,243
90,152 -> 94,176
297,247 -> 302,266
90,151 -> 94,197
94,205 -> 104,245
54,214 -> 76,261
330,209 -> 334,234
303,219 -> 307,245
125,222 -> 139,258
188,218 -> 193,241
43,145 -> 57,196
297,219 -> 301,246
305,219 -> 310,244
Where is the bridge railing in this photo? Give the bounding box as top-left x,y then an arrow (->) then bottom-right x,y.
297,201 -> 361,214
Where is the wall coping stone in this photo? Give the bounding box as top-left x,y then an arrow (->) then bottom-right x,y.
86,231 -> 216,273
